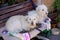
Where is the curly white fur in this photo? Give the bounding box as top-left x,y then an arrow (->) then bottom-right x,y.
5,13 -> 39,33
27,4 -> 51,30
36,4 -> 48,23
36,4 -> 51,30
5,15 -> 29,33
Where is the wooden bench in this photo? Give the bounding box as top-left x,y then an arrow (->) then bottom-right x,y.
0,1 -> 34,27
0,0 -> 57,28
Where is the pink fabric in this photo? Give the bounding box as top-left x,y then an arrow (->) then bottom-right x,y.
22,33 -> 30,40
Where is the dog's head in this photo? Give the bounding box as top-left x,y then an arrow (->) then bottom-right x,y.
36,4 -> 48,18
26,11 -> 39,28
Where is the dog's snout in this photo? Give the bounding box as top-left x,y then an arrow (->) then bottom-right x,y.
31,22 -> 33,25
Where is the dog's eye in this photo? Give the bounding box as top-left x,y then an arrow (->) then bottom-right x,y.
42,9 -> 44,11
34,18 -> 36,20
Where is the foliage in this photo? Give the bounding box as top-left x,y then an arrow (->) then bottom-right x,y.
8,0 -> 18,5
54,0 -> 60,11
0,0 -> 27,6
58,15 -> 60,22
53,0 -> 60,22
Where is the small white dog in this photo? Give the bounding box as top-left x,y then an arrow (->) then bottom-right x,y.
36,4 -> 51,30
36,4 -> 48,23
5,14 -> 39,40
5,14 -> 38,33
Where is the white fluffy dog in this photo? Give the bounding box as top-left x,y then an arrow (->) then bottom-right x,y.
36,4 -> 51,30
36,4 -> 48,23
5,14 -> 39,40
5,13 -> 39,34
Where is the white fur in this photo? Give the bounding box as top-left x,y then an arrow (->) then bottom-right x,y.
27,10 -> 39,25
46,18 -> 51,30
6,15 -> 29,33
5,14 -> 39,33
36,4 -> 48,23
36,4 -> 48,15
36,4 -> 51,30
27,4 -> 51,30
27,4 -> 48,23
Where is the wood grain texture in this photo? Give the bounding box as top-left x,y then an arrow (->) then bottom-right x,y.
0,1 -> 34,27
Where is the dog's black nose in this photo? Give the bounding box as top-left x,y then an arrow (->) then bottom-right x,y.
31,22 -> 33,25
0,36 -> 4,40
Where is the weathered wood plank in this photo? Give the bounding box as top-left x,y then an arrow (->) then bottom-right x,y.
0,1 -> 30,11
0,2 -> 32,15
0,1 -> 34,27
0,6 -> 33,20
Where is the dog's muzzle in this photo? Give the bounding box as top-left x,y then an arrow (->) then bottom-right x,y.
31,22 -> 34,26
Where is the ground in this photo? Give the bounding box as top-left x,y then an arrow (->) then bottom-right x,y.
0,27 -> 60,40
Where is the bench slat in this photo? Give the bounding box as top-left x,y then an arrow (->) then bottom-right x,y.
0,2 -> 32,15
0,1 -> 30,11
0,6 -> 33,20
0,6 -> 33,23
0,1 -> 34,27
